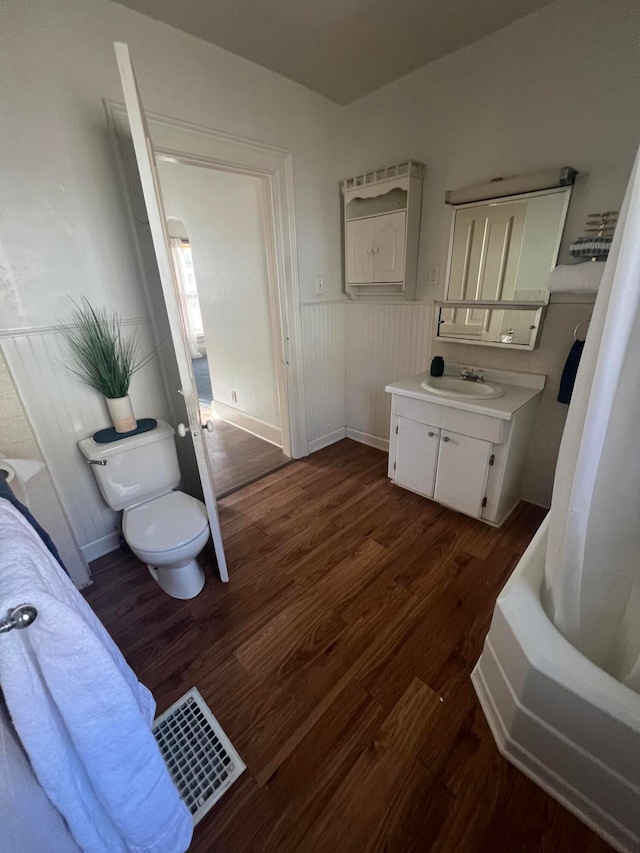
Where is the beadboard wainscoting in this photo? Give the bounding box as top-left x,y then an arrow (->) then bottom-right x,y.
345,303 -> 434,450
1,319 -> 171,562
0,351 -> 90,587
301,303 -> 347,452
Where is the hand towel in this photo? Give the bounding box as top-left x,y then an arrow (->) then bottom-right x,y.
0,499 -> 192,853
548,262 -> 605,294
558,340 -> 585,404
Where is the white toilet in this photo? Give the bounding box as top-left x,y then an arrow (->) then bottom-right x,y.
79,419 -> 210,599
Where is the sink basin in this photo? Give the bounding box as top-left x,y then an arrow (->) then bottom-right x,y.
421,376 -> 505,400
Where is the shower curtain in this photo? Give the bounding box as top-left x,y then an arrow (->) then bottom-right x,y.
544,146 -> 640,692
170,237 -> 202,360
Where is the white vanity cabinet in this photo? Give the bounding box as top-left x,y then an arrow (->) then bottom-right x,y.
386,370 -> 544,525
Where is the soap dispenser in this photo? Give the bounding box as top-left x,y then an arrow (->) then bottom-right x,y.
430,356 -> 444,377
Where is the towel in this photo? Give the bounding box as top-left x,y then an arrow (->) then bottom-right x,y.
558,340 -> 585,404
0,499 -> 192,853
0,477 -> 67,572
0,692 -> 81,852
548,262 -> 605,294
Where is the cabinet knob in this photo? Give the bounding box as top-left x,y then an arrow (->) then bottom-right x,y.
443,436 -> 450,443
428,431 -> 435,437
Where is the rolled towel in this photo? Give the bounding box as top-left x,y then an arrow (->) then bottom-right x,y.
548,262 -> 605,294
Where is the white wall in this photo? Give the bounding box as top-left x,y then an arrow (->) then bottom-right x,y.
1,0 -> 344,559
158,161 -> 282,439
338,0 -> 640,503
341,0 -> 640,301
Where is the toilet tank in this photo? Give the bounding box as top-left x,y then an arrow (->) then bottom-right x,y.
78,419 -> 181,511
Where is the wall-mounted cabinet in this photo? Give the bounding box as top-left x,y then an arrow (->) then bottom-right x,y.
342,161 -> 424,300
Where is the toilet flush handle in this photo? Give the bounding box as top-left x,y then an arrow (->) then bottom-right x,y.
177,423 -> 188,437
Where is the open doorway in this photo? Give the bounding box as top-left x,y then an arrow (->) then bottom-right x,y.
162,164 -> 291,497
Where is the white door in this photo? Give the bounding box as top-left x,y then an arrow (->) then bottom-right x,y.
114,42 -> 228,582
373,211 -> 406,283
434,430 -> 492,518
346,218 -> 375,283
394,417 -> 440,498
442,202 -> 527,339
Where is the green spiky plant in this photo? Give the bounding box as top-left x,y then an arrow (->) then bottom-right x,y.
59,298 -> 158,399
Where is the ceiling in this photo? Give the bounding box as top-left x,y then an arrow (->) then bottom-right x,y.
116,0 -> 555,104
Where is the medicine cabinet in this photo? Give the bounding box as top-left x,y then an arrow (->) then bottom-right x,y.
436,168 -> 577,349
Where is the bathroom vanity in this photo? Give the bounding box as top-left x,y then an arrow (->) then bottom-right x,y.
386,366 -> 544,525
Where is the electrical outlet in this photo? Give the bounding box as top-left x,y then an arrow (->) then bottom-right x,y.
231,390 -> 237,403
428,265 -> 440,286
315,275 -> 324,295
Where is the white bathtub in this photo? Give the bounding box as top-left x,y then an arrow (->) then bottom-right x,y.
472,515 -> 640,853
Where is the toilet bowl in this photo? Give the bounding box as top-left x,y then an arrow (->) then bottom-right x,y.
124,491 -> 209,600
78,419 -> 211,600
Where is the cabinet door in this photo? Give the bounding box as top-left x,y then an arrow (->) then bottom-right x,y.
434,430 -> 492,518
346,218 -> 375,283
373,211 -> 406,283
394,417 -> 440,498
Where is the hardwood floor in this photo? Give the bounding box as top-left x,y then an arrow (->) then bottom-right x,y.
85,439 -> 611,852
202,415 -> 290,497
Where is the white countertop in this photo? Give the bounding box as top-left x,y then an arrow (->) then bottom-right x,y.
385,366 -> 545,421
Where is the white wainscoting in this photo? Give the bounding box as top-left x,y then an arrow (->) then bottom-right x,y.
2,320 -> 171,561
345,303 -> 434,450
301,303 -> 347,452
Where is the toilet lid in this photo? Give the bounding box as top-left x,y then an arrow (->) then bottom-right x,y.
124,491 -> 209,554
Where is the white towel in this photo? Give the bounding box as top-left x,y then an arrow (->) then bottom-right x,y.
548,262 -> 605,294
0,499 -> 193,853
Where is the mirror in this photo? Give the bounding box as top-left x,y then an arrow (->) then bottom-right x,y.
437,186 -> 572,349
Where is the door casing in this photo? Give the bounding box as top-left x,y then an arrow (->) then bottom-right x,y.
104,99 -> 308,461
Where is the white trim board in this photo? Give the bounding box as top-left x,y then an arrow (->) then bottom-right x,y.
211,401 -> 283,448
80,530 -> 121,563
307,427 -> 346,454
104,100 -> 308,460
345,428 -> 389,452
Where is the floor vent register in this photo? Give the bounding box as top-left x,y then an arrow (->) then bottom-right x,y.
153,687 -> 246,825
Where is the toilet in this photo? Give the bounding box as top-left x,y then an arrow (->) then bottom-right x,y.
79,419 -> 210,599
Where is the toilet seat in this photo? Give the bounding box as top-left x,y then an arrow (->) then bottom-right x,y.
123,491 -> 208,554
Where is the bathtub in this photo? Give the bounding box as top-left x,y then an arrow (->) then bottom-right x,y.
472,515 -> 640,853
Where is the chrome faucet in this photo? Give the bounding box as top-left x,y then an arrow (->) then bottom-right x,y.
460,367 -> 485,383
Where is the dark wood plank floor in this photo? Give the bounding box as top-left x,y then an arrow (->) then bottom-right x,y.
85,439 -> 611,852
202,415 -> 290,497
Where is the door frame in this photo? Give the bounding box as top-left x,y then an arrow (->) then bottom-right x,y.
104,100 -> 308,459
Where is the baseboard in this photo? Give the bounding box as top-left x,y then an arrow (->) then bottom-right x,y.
521,496 -> 551,510
211,402 -> 282,447
472,659 -> 636,853
345,428 -> 389,453
307,428 -> 346,454
80,530 -> 120,563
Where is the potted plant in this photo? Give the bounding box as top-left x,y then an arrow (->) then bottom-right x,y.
60,298 -> 158,433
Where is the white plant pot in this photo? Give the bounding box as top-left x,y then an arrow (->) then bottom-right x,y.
106,395 -> 137,433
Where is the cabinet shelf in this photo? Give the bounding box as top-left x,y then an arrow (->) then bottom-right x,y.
345,208 -> 408,223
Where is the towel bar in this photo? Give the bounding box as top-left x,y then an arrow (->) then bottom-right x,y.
0,605 -> 38,634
